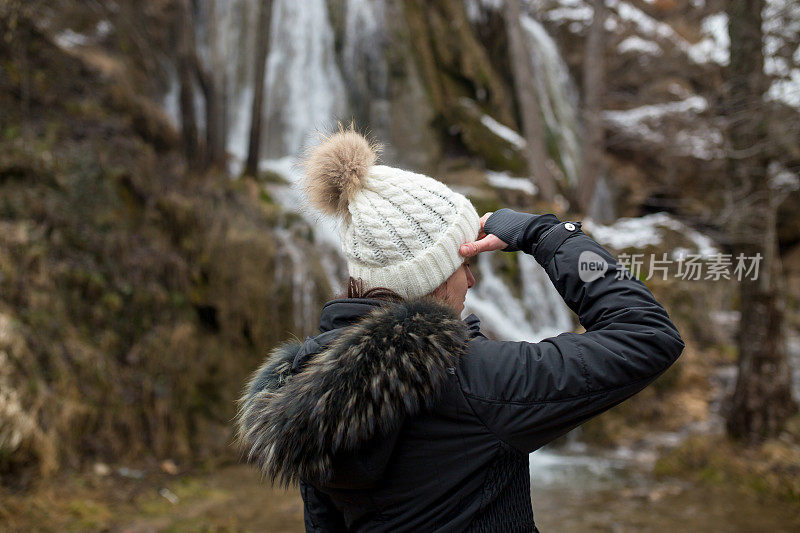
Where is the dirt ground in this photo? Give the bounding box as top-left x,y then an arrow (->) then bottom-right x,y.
2,461 -> 800,532
1,464 -> 303,532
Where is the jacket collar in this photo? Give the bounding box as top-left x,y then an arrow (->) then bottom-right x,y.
235,297 -> 471,487
464,313 -> 483,338
318,297 -> 389,332
320,297 -> 484,338
290,299 -> 484,382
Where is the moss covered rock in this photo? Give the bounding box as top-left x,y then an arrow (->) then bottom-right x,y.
0,16 -> 331,485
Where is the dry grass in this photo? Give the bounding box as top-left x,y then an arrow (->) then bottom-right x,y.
0,463 -> 304,532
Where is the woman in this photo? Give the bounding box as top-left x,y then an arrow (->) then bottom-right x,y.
236,126 -> 685,532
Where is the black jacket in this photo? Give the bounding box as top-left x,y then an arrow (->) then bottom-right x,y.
236,212 -> 685,532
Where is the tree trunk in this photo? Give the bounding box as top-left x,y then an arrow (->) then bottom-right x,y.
176,0 -> 202,169
578,0 -> 606,215
724,0 -> 797,444
245,0 -> 272,177
503,0 -> 558,203
202,0 -> 227,168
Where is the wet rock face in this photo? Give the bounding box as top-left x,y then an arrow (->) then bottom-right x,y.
532,0 -> 799,236
538,0 -> 728,165
0,13 -> 338,483
162,0 -> 798,241
381,0 -> 443,170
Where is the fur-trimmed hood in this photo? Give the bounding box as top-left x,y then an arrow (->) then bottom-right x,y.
235,297 -> 474,488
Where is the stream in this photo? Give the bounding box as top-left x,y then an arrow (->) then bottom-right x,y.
529,450 -> 800,532
99,444 -> 800,532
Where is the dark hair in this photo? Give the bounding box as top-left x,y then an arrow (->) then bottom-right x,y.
339,277 -> 405,303
339,276 -> 455,306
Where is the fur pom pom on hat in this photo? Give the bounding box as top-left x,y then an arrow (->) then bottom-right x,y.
301,126 -> 379,218
301,124 -> 480,300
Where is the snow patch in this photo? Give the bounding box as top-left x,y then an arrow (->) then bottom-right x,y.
767,71 -> 800,107
692,13 -> 730,66
606,0 -> 729,66
603,96 -> 723,160
54,29 -> 90,49
95,20 -> 113,38
673,127 -> 724,161
763,0 -> 800,108
465,0 -> 504,22
583,212 -> 719,258
54,20 -> 114,50
603,96 -> 708,125
544,5 -> 594,24
618,36 -> 661,55
480,114 -> 527,150
769,161 -> 800,192
486,171 -> 538,195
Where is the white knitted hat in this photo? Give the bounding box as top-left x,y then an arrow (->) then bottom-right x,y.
301,126 -> 480,300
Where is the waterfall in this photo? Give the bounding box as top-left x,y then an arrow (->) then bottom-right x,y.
179,0 -> 579,342
260,157 -> 347,297
465,3 -> 584,190
340,0 -> 393,153
465,253 -> 544,341
274,227 -> 318,333
519,252 -> 575,337
520,14 -> 582,187
192,0 -> 349,168
191,0 -> 259,163
262,0 -> 349,158
220,0 -> 260,164
789,332 -> 800,403
465,253 -> 574,342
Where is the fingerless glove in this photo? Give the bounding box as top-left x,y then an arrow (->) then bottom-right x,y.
483,208 -> 561,254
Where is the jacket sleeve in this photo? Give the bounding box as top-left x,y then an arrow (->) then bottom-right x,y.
299,480 -> 348,532
457,209 -> 686,454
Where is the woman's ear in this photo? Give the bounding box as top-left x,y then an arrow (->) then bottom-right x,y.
429,278 -> 448,302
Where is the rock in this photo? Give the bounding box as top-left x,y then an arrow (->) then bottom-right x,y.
158,487 -> 179,504
160,459 -> 179,475
93,462 -> 111,476
117,466 -> 145,479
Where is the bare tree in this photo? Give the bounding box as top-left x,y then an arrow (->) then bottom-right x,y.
245,0 -> 272,177
176,0 -> 202,169
578,0 -> 606,215
503,0 -> 558,203
200,0 -> 227,168
724,0 -> 797,444
1,0 -> 40,146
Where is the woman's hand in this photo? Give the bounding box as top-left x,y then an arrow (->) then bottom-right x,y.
459,212 -> 509,257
